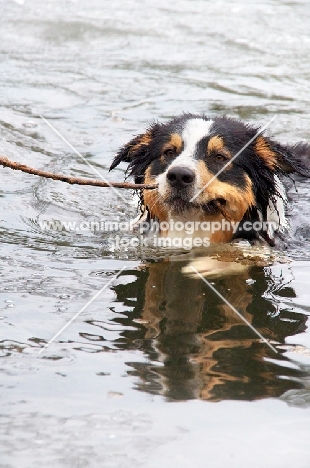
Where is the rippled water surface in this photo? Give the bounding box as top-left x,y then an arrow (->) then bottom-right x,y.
1,0 -> 310,466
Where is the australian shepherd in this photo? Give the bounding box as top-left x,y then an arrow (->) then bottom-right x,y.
110,114 -> 310,247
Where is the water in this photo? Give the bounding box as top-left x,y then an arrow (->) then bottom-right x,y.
1,0 -> 310,466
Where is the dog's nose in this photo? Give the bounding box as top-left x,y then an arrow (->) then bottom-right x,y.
166,167 -> 195,188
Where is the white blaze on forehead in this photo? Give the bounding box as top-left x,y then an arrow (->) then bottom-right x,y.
182,118 -> 214,150
168,118 -> 214,170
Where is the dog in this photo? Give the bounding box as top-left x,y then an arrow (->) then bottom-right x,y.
107,116 -> 309,400
110,114 -> 310,247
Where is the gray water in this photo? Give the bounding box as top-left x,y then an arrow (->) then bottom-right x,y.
1,0 -> 310,466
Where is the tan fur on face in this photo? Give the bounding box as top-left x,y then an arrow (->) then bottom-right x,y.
255,137 -> 277,170
160,133 -> 183,163
207,136 -> 230,157
196,160 -> 255,223
165,133 -> 183,152
144,167 -> 168,222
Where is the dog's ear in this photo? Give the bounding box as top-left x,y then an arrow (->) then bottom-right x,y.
110,122 -> 162,184
109,130 -> 153,171
255,136 -> 310,176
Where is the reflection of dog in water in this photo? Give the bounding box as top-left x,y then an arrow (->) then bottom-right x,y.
112,262 -> 307,402
110,114 -> 310,246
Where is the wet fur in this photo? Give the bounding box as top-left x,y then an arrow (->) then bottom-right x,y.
110,114 -> 310,246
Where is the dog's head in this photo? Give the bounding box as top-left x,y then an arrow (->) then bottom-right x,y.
110,114 -> 309,244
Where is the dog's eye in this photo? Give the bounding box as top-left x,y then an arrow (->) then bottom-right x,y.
163,148 -> 175,158
214,153 -> 228,162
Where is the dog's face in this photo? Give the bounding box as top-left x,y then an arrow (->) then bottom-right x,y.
110,114 -> 309,244
144,117 -> 255,224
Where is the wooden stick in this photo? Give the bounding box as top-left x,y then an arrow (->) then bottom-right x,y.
0,155 -> 158,190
